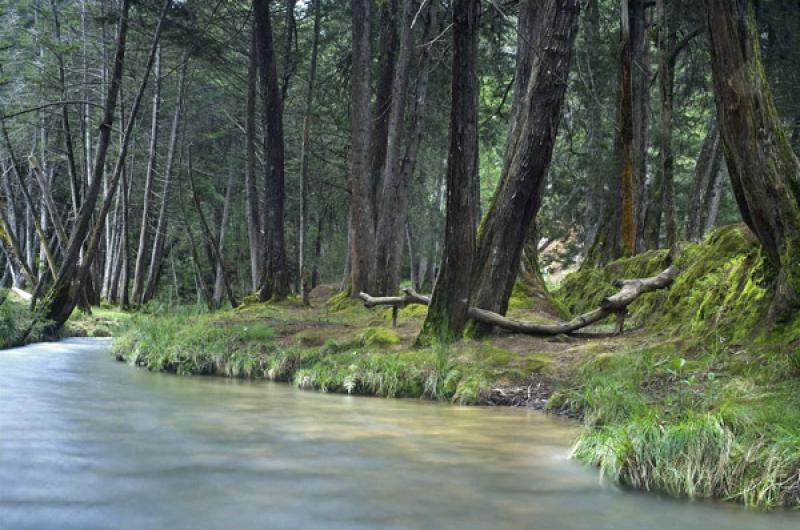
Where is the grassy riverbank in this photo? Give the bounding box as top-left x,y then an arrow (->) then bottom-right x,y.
113,224 -> 800,508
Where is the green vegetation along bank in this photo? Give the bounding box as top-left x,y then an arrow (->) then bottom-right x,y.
113,225 -> 800,509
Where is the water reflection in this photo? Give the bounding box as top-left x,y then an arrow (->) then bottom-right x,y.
0,338 -> 796,530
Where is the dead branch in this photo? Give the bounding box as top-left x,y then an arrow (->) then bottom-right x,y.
359,266 -> 678,335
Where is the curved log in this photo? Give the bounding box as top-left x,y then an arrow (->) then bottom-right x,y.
359,265 -> 678,336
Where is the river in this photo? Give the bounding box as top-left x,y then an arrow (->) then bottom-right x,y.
1,338 -> 797,529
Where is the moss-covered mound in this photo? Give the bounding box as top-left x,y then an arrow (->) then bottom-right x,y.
557,225 -> 795,344
552,224 -> 800,508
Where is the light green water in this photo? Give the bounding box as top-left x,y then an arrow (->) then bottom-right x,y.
1,338 -> 797,529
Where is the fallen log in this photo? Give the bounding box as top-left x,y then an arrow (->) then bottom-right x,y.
359,265 -> 678,335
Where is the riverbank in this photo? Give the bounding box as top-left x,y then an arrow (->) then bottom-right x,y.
111,225 -> 800,508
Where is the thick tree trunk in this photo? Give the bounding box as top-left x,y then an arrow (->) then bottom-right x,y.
347,0 -> 375,297
418,0 -> 480,344
298,0 -> 321,296
254,0 -> 289,302
143,55 -> 187,304
131,46 -> 162,305
706,0 -> 800,319
468,0 -> 580,334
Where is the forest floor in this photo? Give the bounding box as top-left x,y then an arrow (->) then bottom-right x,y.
17,224 -> 799,509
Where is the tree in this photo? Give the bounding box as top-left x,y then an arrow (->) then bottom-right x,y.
467,0 -> 580,332
706,0 -> 800,320
347,0 -> 375,297
254,0 -> 289,301
418,0 -> 480,343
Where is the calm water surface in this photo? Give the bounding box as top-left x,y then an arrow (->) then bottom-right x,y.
1,338 -> 798,529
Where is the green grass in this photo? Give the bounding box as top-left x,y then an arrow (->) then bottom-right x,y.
550,225 -> 800,508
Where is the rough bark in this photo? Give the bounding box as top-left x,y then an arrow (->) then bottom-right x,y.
468,0 -> 580,334
706,0 -> 800,319
298,0 -> 321,296
418,0 -> 480,343
254,0 -> 290,301
631,0 -> 651,252
619,0 -> 637,255
347,0 -> 375,297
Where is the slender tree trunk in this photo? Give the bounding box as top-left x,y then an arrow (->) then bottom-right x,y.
370,0 -> 399,212
298,0 -> 321,297
254,0 -> 289,301
418,0 -> 480,344
657,0 -> 676,251
347,0 -> 375,297
686,117 -> 722,240
143,55 -> 187,304
467,0 -> 580,333
132,46 -> 162,305
706,0 -> 800,319
213,170 -> 236,308
631,0 -> 650,251
619,0 -> 637,255
245,22 -> 262,292
702,160 -> 726,235
374,0 -> 432,295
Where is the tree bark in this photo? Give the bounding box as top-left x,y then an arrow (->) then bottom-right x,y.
418,0 -> 480,344
347,0 -> 375,297
467,0 -> 580,334
619,0 -> 637,255
298,0 -> 321,297
245,21 -> 262,292
706,0 -> 800,319
254,0 -> 290,301
657,0 -> 676,251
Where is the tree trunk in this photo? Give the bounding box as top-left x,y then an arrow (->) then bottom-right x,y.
132,46 -> 162,305
254,0 -> 289,301
619,0 -> 637,255
347,0 -> 375,297
298,0 -> 321,297
657,0 -> 676,251
467,0 -> 580,334
702,160 -> 726,235
245,21 -> 262,292
143,55 -> 187,304
213,170 -> 236,308
686,117 -> 722,240
706,0 -> 800,319
418,0 -> 480,344
631,0 -> 650,252
373,0 -> 437,295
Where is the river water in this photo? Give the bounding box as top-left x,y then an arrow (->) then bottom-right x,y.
1,338 -> 798,529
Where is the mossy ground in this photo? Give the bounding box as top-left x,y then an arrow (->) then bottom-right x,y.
112,224 -> 800,508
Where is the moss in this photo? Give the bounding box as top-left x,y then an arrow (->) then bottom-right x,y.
398,303 -> 427,319
357,326 -> 400,347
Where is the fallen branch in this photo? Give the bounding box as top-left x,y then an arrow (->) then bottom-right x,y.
359,266 -> 678,335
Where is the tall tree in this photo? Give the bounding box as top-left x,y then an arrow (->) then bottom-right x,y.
418,0 -> 480,343
347,0 -> 375,297
254,0 -> 289,301
706,0 -> 800,319
244,21 -> 262,292
468,0 -> 580,332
